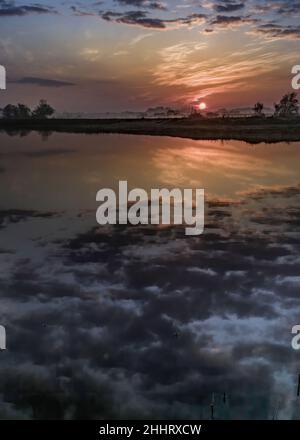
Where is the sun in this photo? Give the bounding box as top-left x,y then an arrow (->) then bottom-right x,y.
198,102 -> 207,111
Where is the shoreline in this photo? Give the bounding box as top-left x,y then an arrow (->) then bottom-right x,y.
1,117 -> 300,143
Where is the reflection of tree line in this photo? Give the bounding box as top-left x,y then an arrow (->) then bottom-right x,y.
0,128 -> 53,140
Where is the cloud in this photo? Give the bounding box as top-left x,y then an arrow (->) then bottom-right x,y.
0,1 -> 298,43
70,5 -> 99,17
129,32 -> 153,44
153,41 -> 289,102
0,3 -> 57,17
214,1 -> 245,13
252,23 -> 300,40
101,10 -> 206,29
101,10 -> 166,28
268,0 -> 300,16
66,1 -> 300,40
11,77 -> 76,87
210,14 -> 258,28
114,0 -> 167,10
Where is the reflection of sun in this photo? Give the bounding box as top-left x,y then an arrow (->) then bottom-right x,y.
152,140 -> 273,198
198,102 -> 207,110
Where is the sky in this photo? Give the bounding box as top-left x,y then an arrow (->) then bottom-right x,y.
0,0 -> 299,112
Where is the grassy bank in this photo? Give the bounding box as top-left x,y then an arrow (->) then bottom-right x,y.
0,117 -> 300,143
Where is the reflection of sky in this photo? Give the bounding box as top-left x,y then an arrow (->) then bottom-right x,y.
1,133 -> 300,210
1,131 -> 299,267
0,133 -> 300,419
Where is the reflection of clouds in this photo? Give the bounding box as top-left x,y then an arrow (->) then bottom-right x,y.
0,185 -> 300,419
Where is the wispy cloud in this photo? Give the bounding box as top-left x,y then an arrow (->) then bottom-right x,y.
154,42 -> 295,101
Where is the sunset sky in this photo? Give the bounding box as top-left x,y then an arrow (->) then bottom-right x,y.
0,0 -> 299,112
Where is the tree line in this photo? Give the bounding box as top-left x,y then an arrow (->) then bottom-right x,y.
1,93 -> 299,120
254,92 -> 299,117
1,100 -> 55,119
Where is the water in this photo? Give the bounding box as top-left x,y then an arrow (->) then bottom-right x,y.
0,132 -> 300,419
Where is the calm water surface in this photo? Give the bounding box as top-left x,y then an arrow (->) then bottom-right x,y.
0,132 -> 300,419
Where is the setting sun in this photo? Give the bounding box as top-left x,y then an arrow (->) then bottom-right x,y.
198,102 -> 207,111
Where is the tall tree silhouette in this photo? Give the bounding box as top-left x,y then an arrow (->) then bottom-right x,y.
274,93 -> 299,117
32,100 -> 55,119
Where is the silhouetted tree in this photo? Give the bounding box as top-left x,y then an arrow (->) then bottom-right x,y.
253,102 -> 264,117
274,92 -> 299,117
3,103 -> 31,119
16,103 -> 31,118
3,104 -> 18,119
32,100 -> 55,119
